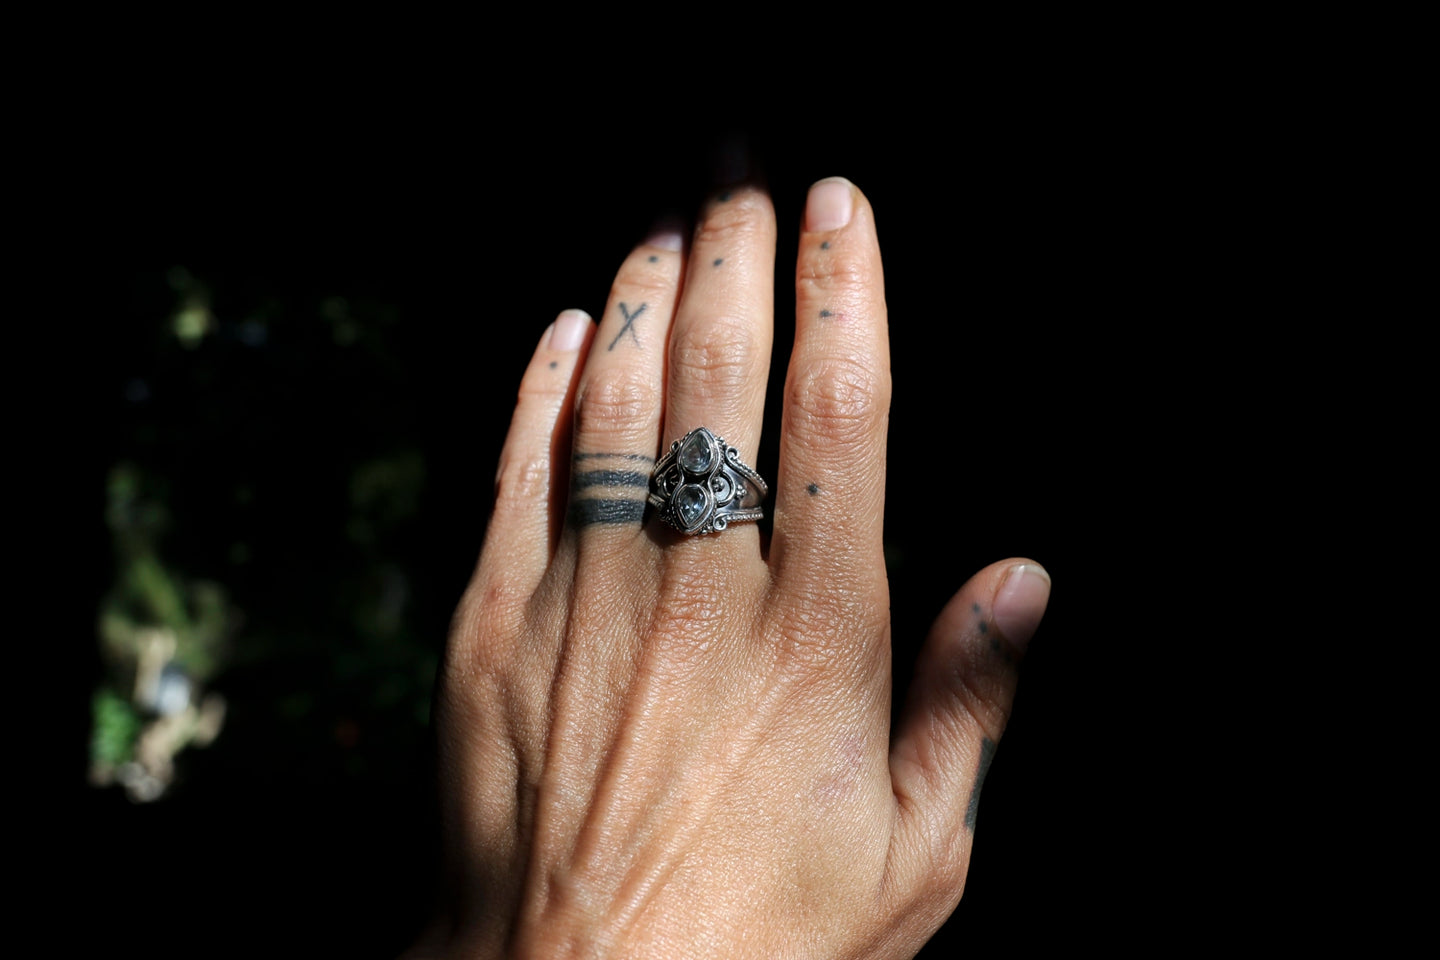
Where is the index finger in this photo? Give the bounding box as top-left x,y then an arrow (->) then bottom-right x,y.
768,178 -> 891,613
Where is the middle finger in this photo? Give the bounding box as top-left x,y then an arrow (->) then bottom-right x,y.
660,184 -> 777,553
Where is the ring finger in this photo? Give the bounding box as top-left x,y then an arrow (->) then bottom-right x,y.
566,223 -> 688,558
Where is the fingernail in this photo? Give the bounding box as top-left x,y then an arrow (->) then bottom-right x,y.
549,309 -> 591,351
644,216 -> 685,252
806,177 -> 854,232
991,563 -> 1051,656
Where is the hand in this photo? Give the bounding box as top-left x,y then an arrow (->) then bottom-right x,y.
417,177 -> 1051,958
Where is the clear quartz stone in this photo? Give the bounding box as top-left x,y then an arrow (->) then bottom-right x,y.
679,431 -> 714,474
675,484 -> 708,528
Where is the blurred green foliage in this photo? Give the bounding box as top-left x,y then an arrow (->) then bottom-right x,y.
97,262 -> 450,797
91,688 -> 141,769
99,461 -> 232,684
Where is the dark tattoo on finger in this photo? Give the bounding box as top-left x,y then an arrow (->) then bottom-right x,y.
569,498 -> 646,526
573,452 -> 655,463
578,451 -> 659,463
964,738 -> 997,831
820,241 -> 830,249
713,258 -> 723,267
569,453 -> 654,526
974,603 -> 1015,663
819,310 -> 833,319
608,302 -> 647,351
573,469 -> 649,489
807,483 -> 820,496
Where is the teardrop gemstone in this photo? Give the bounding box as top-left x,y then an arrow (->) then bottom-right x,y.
675,484 -> 708,529
679,430 -> 714,474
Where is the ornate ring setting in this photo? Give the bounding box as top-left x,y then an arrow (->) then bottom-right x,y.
648,427 -> 767,535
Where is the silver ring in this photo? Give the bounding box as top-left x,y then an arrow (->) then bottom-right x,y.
648,427 -> 768,535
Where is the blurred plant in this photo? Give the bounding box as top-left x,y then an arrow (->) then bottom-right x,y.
168,266 -> 214,348
91,688 -> 141,769
99,264 -> 444,801
92,461 -> 232,801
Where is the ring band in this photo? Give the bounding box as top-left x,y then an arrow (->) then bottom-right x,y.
648,427 -> 767,535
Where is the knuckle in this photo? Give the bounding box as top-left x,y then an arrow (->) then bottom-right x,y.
770,584 -> 884,678
445,581 -> 526,687
649,600 -> 726,670
669,316 -> 758,397
648,559 -> 751,665
772,599 -> 847,673
797,257 -> 871,303
517,361 -> 567,403
786,356 -> 891,446
657,561 -> 730,629
575,366 -> 661,431
651,596 -> 727,644
610,269 -> 675,309
941,649 -> 1011,746
925,831 -> 971,894
493,452 -> 550,506
894,806 -> 969,899
693,192 -> 772,248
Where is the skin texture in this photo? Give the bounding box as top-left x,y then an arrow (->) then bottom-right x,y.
412,178 -> 1052,959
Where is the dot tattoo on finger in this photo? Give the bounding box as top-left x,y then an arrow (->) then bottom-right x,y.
973,602 -> 1016,662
